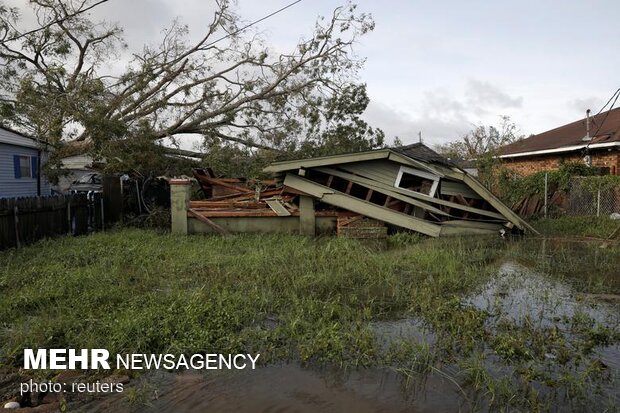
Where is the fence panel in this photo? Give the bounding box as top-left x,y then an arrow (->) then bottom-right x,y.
0,193 -> 111,250
567,178 -> 620,217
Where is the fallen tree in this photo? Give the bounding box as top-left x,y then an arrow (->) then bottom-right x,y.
0,0 -> 382,173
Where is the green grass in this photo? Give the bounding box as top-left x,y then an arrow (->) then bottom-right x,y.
532,216 -> 619,238
0,230 -> 499,368
0,229 -> 618,411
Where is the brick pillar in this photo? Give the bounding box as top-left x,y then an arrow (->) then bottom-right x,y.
170,179 -> 191,234
299,195 -> 316,236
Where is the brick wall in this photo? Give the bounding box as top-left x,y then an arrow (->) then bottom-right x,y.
501,150 -> 620,176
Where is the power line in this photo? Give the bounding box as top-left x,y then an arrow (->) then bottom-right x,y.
204,0 -> 303,49
584,88 -> 620,154
2,0 -> 110,43
586,87 -> 620,150
592,88 -> 620,118
2,0 -> 302,47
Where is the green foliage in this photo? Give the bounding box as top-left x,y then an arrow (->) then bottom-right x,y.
436,116 -> 523,160
578,174 -> 620,193
532,216 -> 619,238
0,1 -> 382,179
199,138 -> 278,178
493,162 -> 606,207
435,116 -> 524,188
99,132 -> 198,177
200,85 -> 385,178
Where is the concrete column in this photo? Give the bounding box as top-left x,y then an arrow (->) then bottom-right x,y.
299,195 -> 316,236
170,179 -> 191,234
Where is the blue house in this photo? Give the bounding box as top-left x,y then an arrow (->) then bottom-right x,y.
0,126 -> 52,198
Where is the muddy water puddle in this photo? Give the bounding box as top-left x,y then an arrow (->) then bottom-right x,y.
81,365 -> 465,413
466,261 -> 620,328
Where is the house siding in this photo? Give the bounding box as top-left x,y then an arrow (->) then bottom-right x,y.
0,142 -> 52,198
501,150 -> 620,177
0,126 -> 39,149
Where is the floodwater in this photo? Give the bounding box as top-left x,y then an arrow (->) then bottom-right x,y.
82,365 -> 467,413
80,238 -> 619,413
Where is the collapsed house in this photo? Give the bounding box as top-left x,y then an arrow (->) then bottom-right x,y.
170,144 -> 536,237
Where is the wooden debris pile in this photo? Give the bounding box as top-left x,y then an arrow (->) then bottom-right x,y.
191,168 -> 299,218
337,216 -> 387,239
512,191 -> 568,219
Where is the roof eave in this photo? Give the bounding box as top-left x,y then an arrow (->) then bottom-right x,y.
499,142 -> 620,159
263,148 -> 393,173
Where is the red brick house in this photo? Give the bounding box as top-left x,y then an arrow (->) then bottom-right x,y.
499,107 -> 620,176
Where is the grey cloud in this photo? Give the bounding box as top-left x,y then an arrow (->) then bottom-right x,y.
568,97 -> 602,116
364,80 -> 524,147
362,100 -> 471,146
422,88 -> 468,121
465,79 -> 523,110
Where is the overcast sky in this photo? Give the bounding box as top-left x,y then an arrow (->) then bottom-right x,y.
7,0 -> 620,147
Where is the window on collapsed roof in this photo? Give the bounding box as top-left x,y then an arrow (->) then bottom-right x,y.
394,166 -> 439,197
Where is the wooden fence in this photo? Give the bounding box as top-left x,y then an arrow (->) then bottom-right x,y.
0,193 -> 105,250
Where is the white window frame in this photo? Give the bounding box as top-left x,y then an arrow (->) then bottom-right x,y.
394,166 -> 439,198
19,155 -> 33,179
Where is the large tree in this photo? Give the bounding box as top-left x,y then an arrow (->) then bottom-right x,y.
435,116 -> 523,160
0,0 -> 380,173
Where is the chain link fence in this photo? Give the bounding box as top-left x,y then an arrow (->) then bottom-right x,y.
565,177 -> 620,217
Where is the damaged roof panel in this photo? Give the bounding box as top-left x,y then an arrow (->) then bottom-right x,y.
263,144 -> 535,236
188,144 -> 536,238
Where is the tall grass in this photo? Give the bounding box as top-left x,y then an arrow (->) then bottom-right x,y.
0,230 -> 501,369
533,216 -> 619,239
0,229 -> 618,411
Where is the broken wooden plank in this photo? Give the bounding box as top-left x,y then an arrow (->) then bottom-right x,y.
440,180 -> 482,200
462,175 -> 539,234
387,151 -> 445,177
190,209 -> 339,218
264,150 -> 392,173
265,199 -> 292,216
282,186 -> 312,196
338,215 -> 364,227
315,166 -> 505,220
188,208 -> 230,235
195,175 -> 254,193
315,167 -> 447,216
439,225 -> 501,236
326,175 -> 334,188
284,173 -> 442,237
204,192 -> 253,201
345,181 -> 353,194
439,220 -> 505,230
